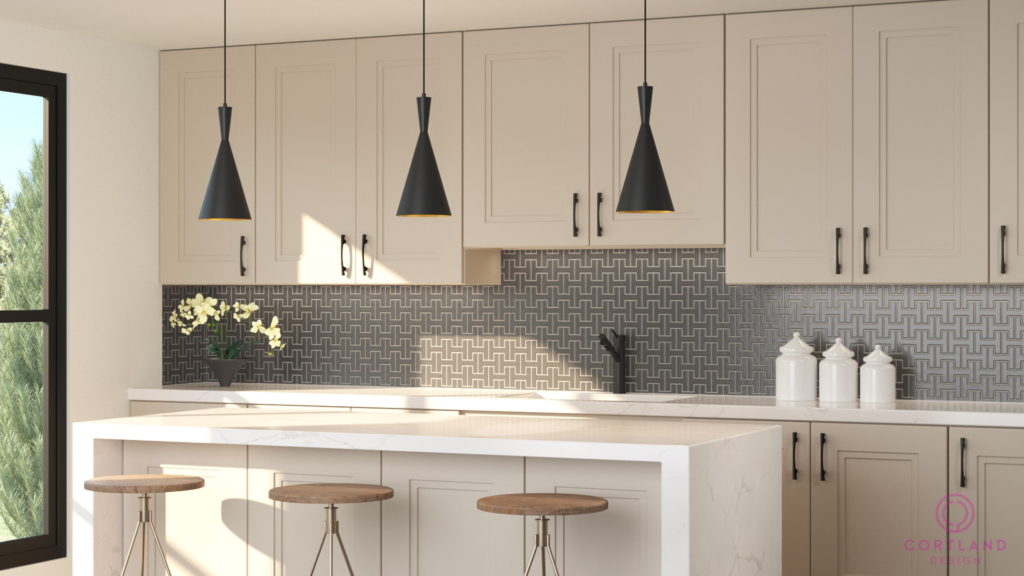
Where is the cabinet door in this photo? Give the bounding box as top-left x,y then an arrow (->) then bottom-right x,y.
123,442 -> 248,576
853,0 -> 988,284
590,17 -> 724,247
949,428 -> 1024,575
524,458 -> 661,576
810,423 -> 947,576
249,446 -> 381,576
990,0 -> 1024,283
725,9 -> 853,284
255,41 -> 356,285
160,47 -> 256,285
382,452 -> 524,576
356,33 -> 471,285
464,25 -> 590,248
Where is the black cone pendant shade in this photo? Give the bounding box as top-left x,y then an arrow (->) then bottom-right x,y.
615,0 -> 674,214
199,0 -> 251,221
200,106 -> 251,220
616,83 -> 673,213
397,0 -> 451,217
397,96 -> 451,216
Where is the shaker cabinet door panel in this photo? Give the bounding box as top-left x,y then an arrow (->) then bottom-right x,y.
810,423 -> 947,576
852,0 -> 988,284
160,47 -> 256,285
463,25 -> 590,248
725,8 -> 853,284
356,33 -> 469,284
255,40 -> 356,285
990,0 -> 1024,283
949,427 -> 1024,576
590,17 -> 724,247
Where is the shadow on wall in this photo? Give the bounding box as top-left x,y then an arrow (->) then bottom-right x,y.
164,249 -> 1024,401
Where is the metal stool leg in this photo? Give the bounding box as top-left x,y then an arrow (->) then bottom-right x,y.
307,505 -> 357,576
119,520 -> 143,576
121,494 -> 173,576
526,516 -> 560,576
307,533 -> 329,576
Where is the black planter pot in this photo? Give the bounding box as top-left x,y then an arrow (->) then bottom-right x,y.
204,358 -> 246,387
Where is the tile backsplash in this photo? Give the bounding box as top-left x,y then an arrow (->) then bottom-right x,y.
163,249 -> 1024,401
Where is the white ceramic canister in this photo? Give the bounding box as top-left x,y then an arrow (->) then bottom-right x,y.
819,338 -> 858,402
860,345 -> 896,403
775,332 -> 818,402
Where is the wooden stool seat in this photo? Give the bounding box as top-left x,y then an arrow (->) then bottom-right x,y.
269,483 -> 394,505
84,474 -> 205,494
477,493 -> 609,516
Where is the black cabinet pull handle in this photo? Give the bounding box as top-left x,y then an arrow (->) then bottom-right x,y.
960,437 -> 967,488
362,234 -> 368,276
341,234 -> 348,276
239,236 -> 247,277
1001,226 -> 1007,274
597,192 -> 604,237
572,193 -> 579,237
792,432 -> 798,480
835,228 -> 842,274
862,228 -> 869,274
820,433 -> 826,481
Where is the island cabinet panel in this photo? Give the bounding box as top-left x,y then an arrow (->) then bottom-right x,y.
810,423 -> 947,576
948,428 -> 1024,575
254,40 -> 356,285
524,458 -> 661,576
990,0 -> 1024,283
725,8 -> 853,284
589,17 -> 724,248
382,452 -> 525,576
852,0 -> 988,284
463,25 -> 590,249
159,47 -> 256,285
248,446 -> 382,576
123,442 -> 248,576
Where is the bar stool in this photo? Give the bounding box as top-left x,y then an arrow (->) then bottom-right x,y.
85,474 -> 205,576
269,483 -> 394,576
478,493 -> 608,576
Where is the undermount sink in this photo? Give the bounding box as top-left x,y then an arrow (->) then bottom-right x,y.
535,391 -> 688,403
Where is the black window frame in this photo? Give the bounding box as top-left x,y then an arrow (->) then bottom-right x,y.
0,61 -> 67,570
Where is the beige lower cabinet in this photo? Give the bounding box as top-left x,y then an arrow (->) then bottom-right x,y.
123,442 -> 248,576
248,446 -> 382,576
524,458 -> 661,576
382,452 -> 525,576
811,423 -> 947,576
948,428 -> 1024,574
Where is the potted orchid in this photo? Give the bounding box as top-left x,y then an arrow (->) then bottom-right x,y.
169,293 -> 285,387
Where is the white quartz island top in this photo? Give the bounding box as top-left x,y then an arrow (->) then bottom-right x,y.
130,383 -> 1024,428
74,407 -> 781,576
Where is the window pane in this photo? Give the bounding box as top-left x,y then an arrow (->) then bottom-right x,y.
0,322 -> 45,542
0,91 -> 45,311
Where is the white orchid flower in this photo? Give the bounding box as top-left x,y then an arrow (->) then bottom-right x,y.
251,319 -> 264,333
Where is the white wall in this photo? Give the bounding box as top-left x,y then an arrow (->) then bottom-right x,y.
0,16 -> 160,576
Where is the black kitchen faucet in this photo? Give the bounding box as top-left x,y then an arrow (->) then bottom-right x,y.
598,330 -> 627,394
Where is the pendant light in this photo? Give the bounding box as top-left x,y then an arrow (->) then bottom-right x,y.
396,0 -> 452,217
616,0 -> 674,214
199,0 -> 251,221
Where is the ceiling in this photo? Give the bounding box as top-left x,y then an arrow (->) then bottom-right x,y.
0,0 -> 903,51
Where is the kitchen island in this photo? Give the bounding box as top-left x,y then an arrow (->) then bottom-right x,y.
73,407 -> 781,576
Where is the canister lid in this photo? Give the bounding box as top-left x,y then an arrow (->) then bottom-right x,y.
780,332 -> 814,354
863,344 -> 892,364
823,337 -> 855,359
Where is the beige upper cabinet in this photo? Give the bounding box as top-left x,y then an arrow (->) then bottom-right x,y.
590,17 -> 724,248
811,423 -> 947,576
853,0 -> 988,284
725,8 -> 853,284
464,25 -> 590,249
990,0 -> 1024,283
160,47 -> 256,285
948,428 -> 1024,575
255,40 -> 356,285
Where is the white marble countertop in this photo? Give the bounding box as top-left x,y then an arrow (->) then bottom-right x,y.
130,383 -> 1024,428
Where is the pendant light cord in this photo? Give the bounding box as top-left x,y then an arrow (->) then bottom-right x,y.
422,0 -> 426,95
223,0 -> 227,106
643,0 -> 647,85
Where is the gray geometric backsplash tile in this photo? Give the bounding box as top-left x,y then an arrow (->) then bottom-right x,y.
163,248 -> 1024,401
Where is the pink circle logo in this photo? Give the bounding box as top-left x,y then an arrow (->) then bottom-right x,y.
936,495 -> 975,533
